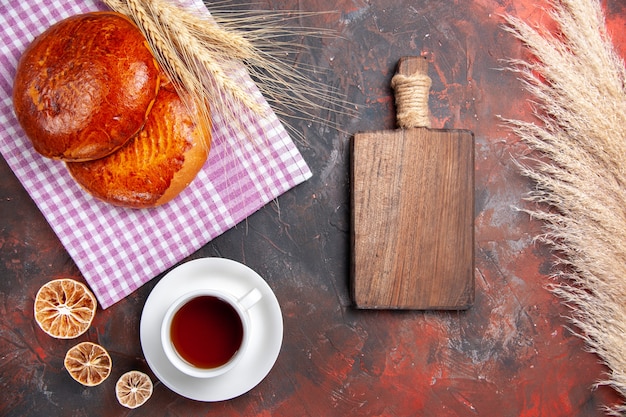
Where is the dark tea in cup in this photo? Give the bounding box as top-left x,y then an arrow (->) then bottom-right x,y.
161,287 -> 262,378
170,295 -> 243,369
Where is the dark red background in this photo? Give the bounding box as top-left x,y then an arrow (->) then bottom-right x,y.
1,0 -> 624,415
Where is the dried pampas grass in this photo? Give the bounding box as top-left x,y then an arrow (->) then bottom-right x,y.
504,0 -> 626,414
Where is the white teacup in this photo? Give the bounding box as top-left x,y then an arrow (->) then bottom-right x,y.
161,287 -> 262,378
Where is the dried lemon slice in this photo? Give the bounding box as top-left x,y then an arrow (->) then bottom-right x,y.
64,342 -> 112,386
34,278 -> 97,339
116,370 -> 153,409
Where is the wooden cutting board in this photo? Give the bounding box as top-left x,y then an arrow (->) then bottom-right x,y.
351,56 -> 474,309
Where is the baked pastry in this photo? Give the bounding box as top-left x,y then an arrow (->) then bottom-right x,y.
66,82 -> 210,208
13,12 -> 160,161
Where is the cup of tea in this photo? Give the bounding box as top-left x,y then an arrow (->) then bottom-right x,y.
161,287 -> 262,378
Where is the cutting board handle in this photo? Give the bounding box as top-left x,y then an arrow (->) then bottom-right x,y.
391,56 -> 432,129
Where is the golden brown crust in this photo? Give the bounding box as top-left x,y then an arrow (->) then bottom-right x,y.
13,12 -> 160,161
66,84 -> 211,208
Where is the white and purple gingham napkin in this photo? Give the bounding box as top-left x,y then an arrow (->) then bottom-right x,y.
0,0 -> 312,308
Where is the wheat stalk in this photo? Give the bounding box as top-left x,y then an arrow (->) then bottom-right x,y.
103,0 -> 261,148
101,0 -> 350,147
503,0 -> 626,414
205,3 -> 353,140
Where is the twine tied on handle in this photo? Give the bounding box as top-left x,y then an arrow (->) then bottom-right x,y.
390,57 -> 432,129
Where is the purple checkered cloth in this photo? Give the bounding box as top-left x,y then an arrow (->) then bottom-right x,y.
0,0 -> 312,308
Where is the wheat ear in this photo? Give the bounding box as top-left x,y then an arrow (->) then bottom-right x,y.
101,0 -> 351,146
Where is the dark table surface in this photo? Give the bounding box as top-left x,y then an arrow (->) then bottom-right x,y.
2,0 -> 625,416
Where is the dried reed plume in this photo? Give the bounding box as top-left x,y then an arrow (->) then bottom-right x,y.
102,0 -> 348,147
504,0 -> 626,414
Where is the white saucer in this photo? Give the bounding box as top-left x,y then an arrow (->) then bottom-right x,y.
140,258 -> 283,401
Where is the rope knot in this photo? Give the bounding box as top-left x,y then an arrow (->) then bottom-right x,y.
391,71 -> 432,129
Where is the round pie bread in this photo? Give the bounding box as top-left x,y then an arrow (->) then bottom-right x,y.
66,83 -> 210,208
13,12 -> 160,161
